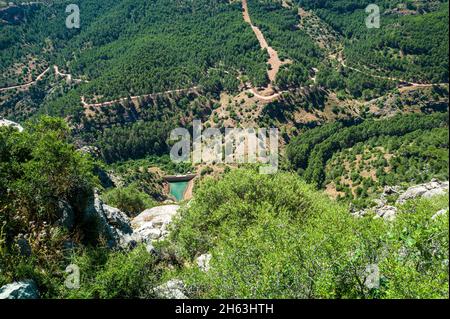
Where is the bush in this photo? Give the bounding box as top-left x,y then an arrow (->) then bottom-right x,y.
1,116 -> 97,295
102,184 -> 156,216
170,169 -> 449,298
61,245 -> 159,299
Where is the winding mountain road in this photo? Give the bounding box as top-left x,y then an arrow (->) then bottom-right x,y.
0,67 -> 50,92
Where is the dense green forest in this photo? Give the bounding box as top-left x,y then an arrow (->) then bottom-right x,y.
246,0 -> 322,89
287,112 -> 449,189
297,0 -> 449,83
1,0 -> 268,101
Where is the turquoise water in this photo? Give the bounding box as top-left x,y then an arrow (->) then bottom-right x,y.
169,181 -> 188,201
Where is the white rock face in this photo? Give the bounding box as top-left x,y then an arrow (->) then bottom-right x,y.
83,190 -> 133,248
196,253 -> 212,272
432,208 -> 449,221
0,280 -> 39,299
375,206 -> 398,221
132,205 -> 180,242
133,205 -> 180,228
154,279 -> 187,299
82,197 -> 181,249
0,118 -> 24,132
397,180 -> 449,204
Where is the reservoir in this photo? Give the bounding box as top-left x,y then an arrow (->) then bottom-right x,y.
169,181 -> 189,201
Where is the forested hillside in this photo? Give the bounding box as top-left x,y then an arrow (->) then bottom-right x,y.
298,0 -> 449,83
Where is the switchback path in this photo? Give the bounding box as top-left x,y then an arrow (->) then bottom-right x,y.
0,67 -> 50,92
0,65 -> 87,92
81,86 -> 201,108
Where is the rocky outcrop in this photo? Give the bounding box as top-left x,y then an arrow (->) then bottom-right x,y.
77,145 -> 101,158
353,180 -> 449,220
0,280 -> 39,299
196,253 -> 212,272
82,190 -> 133,248
396,180 -> 449,204
432,208 -> 449,221
154,279 -> 187,299
0,117 -> 23,132
131,205 -> 180,243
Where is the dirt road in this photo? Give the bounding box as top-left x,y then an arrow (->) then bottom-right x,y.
242,0 -> 288,94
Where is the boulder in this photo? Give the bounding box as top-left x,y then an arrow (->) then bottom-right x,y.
397,180 -> 449,204
82,190 -> 133,248
135,225 -> 162,241
77,145 -> 101,158
133,205 -> 180,230
375,205 -> 398,221
383,185 -> 401,195
154,279 -> 187,299
0,280 -> 39,299
196,253 -> 212,272
103,205 -> 132,234
132,205 -> 180,242
432,208 -> 449,221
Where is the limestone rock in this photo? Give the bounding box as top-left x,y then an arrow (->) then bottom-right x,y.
375,205 -> 398,221
154,279 -> 187,299
432,208 -> 449,221
132,205 -> 180,242
0,117 -> 24,132
397,180 -> 449,204
82,190 -> 133,248
196,253 -> 212,272
133,205 -> 180,230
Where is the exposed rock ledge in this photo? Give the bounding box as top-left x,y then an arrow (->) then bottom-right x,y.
352,179 -> 449,220
0,117 -> 23,132
396,180 -> 449,204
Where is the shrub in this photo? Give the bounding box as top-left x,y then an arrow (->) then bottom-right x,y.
61,245 -> 158,299
170,170 -> 449,299
102,184 -> 156,216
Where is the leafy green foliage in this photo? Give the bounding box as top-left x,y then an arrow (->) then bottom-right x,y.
170,169 -> 448,298
247,0 -> 322,88
287,113 -> 448,187
61,245 -> 158,299
102,184 -> 156,217
325,127 -> 449,202
0,116 -> 96,242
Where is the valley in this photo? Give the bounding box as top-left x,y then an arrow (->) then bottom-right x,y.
0,0 -> 449,301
